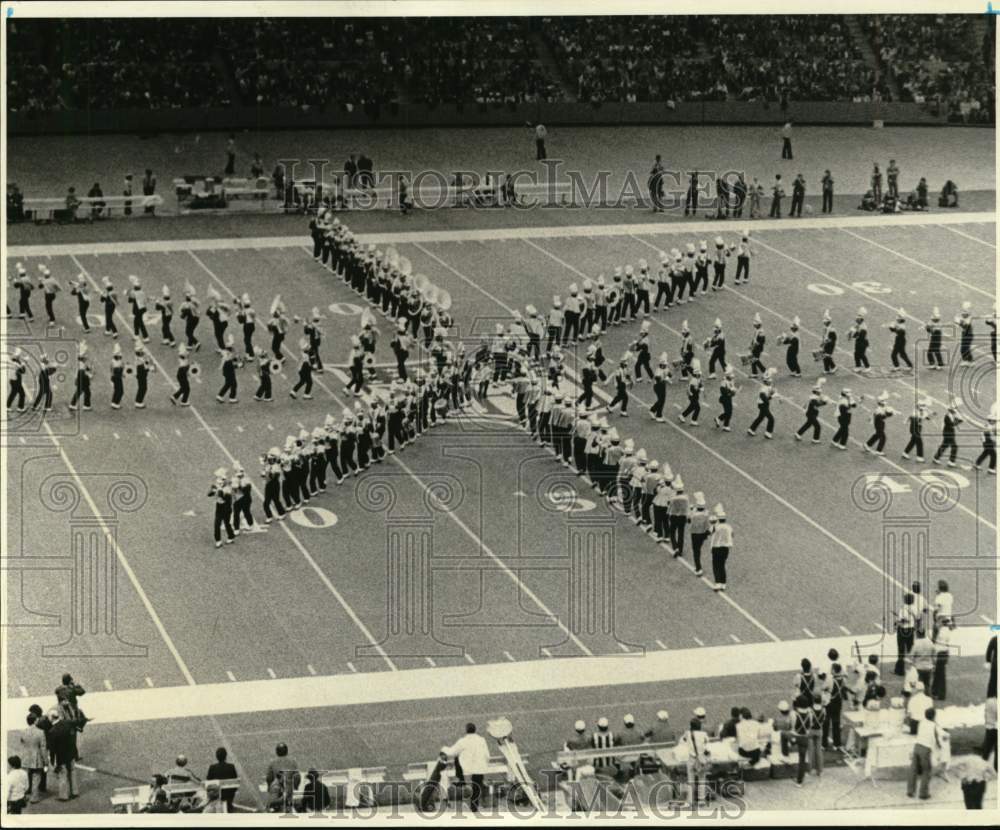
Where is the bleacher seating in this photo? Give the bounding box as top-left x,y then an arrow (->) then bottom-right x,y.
8,16 -> 993,115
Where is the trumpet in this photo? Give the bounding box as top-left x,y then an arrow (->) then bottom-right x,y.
190,363 -> 202,377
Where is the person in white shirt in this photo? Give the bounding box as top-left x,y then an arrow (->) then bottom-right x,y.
906,683 -> 933,735
907,708 -> 944,799
931,624 -> 953,701
735,708 -> 761,765
534,123 -> 548,161
441,723 -> 490,813
6,755 -> 30,814
678,719 -> 711,805
933,580 -> 953,636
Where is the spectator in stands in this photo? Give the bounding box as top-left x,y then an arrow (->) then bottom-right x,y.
19,714 -> 46,804
265,743 -> 301,812
825,663 -> 847,750
6,183 -> 25,223
887,159 -> 900,199
907,707 -> 944,800
272,163 -> 286,202
791,695 -> 811,787
64,187 -> 80,221
983,696 -> 997,772
299,769 -> 331,814
142,169 -> 157,215
143,788 -> 173,813
692,705 -> 711,736
793,658 -> 817,704
912,630 -> 935,691
781,122 -> 793,159
735,708 -> 761,765
790,173 -> 805,217
357,153 -> 374,188
931,623 -> 952,701
871,163 -> 882,202
906,681 -> 933,735
748,177 -> 764,219
939,180 -> 959,208
206,747 -> 238,811
859,189 -> 877,211
202,781 -> 226,813
87,182 -> 105,219
123,174 -> 134,216
678,718 -> 710,805
344,155 -> 358,188
916,177 -> 929,210
6,756 -> 29,814
165,754 -> 199,784
821,170 -> 834,214
774,701 -> 793,756
769,175 -> 784,218
26,706 -> 51,792
645,710 -> 675,745
535,123 -> 547,160
718,706 -> 741,739
441,723 -> 490,813
225,135 -> 237,175
250,153 -> 264,180
46,710 -> 77,801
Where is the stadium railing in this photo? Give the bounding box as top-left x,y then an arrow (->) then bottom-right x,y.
110,777 -> 241,813
23,194 -> 164,223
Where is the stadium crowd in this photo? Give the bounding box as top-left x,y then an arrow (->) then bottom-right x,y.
6,16 -> 995,114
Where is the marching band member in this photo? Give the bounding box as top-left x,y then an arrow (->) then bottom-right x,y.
711,237 -> 729,291
709,503 -> 733,591
205,287 -> 229,351
68,342 -> 93,411
13,263 -> 34,321
682,245 -> 697,303
693,243 -> 710,296
678,359 -> 703,426
216,335 -> 239,403
734,231 -> 752,286
126,275 -> 150,342
70,273 -> 92,332
925,308 -> 944,369
289,337 -> 314,400
231,462 -> 256,533
679,321 -> 695,377
179,282 -> 200,350
573,409 -> 592,473
236,293 -> 256,358
888,309 -> 913,371
524,304 -> 543,358
253,348 -> 273,402
563,283 -> 582,342
536,388 -> 554,444
668,476 -> 690,557
864,392 -> 895,456
830,388 -> 859,450
795,379 -> 828,443
601,429 -> 623,497
133,340 -> 153,409
628,450 -> 648,521
490,324 -> 508,381
748,313 -> 766,378
100,276 -> 119,337
606,357 -> 632,417
821,309 -> 837,374
706,318 -> 727,378
308,429 -> 328,495
955,302 -> 974,362
654,251 -> 673,309
155,285 -> 176,347
778,317 -> 801,377
579,279 -> 595,338
902,399 -> 932,462
689,492 -> 710,576
6,349 -> 27,411
715,367 -> 737,431
548,345 -> 566,390
267,300 -> 289,362
390,319 -> 413,381
649,353 -> 672,422
609,270 -> 625,324
632,321 -> 654,382
611,439 -> 635,506
260,447 -> 287,521
670,251 -> 687,306
39,265 -> 61,325
593,277 -> 609,333
345,335 -> 367,395
30,354 -> 55,412
578,352 -> 599,410
974,404 -> 997,474
622,266 -> 637,321
932,398 -> 963,467
848,308 -> 869,372
652,474 -> 672,544
635,262 -> 652,318
641,459 -> 661,529
208,468 -> 236,548
591,326 -> 608,381
746,368 -> 776,438
109,343 -> 125,409
170,344 -> 193,407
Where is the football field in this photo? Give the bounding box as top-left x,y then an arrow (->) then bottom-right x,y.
3,207 -> 997,800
